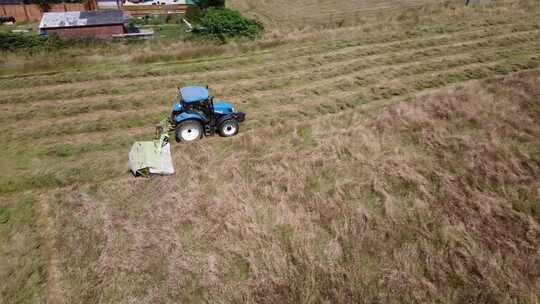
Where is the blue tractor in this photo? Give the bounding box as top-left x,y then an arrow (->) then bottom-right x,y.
170,86 -> 246,142
128,86 -> 246,176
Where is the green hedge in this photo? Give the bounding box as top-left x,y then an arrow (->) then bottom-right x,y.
0,32 -> 94,52
195,0 -> 224,10
195,8 -> 264,41
0,33 -> 47,52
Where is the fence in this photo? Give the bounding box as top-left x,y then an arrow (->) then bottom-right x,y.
122,4 -> 188,17
0,3 -> 89,22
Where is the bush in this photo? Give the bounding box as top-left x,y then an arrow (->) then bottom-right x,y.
28,0 -> 84,12
0,32 -> 47,52
185,5 -> 203,22
195,8 -> 264,41
0,32 -> 93,53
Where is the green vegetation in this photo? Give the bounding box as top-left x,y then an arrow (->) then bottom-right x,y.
31,0 -> 84,12
196,0 -> 225,10
0,196 -> 43,303
194,8 -> 264,41
1,0 -> 540,303
228,0 -> 435,28
0,32 -> 47,52
0,31 -> 110,53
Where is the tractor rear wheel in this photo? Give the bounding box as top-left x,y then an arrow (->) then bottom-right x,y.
218,119 -> 239,137
176,120 -> 203,143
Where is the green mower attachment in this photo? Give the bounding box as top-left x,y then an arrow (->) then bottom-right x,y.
128,120 -> 175,176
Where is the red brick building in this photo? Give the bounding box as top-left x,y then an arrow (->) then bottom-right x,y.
39,10 -> 125,39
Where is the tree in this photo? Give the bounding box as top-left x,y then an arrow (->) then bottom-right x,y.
196,0 -> 225,10
194,8 -> 263,42
34,0 -> 53,12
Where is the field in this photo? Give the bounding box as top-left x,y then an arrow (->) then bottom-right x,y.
229,0 -> 440,28
1,0 -> 540,303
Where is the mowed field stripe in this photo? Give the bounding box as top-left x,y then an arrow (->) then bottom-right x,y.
1,26 -> 538,125
1,12 -> 537,91
5,58 -> 539,196
3,36 -> 536,139
10,41 -> 540,147
274,58 -> 540,120
2,4 -> 540,196
0,21 -> 519,98
4,21 -> 537,106
5,33 -> 540,140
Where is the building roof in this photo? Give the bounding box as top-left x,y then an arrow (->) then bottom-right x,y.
39,11 -> 125,29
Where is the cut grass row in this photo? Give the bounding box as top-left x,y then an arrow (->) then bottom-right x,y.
2,52 -> 538,195
1,10 -> 537,91
3,21 -> 539,107
2,26 -> 539,129
4,43 -> 539,142
5,32 -> 540,140
1,0 -> 539,218
5,39 -> 534,137
234,0 -> 511,27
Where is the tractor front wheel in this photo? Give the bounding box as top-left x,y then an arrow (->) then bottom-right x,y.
176,120 -> 203,143
218,120 -> 239,137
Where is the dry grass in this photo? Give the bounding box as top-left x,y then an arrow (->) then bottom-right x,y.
47,70 -> 540,303
228,0 -> 436,28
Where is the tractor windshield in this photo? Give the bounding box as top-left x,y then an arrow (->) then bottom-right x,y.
183,100 -> 211,122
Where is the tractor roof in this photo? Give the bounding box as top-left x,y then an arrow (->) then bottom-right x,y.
180,86 -> 209,103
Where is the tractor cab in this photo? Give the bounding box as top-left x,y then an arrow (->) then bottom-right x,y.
170,86 -> 245,142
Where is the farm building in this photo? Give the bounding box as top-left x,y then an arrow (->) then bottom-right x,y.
39,10 -> 126,39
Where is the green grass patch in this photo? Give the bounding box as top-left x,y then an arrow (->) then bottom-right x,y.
0,195 -> 43,303
225,255 -> 251,282
49,191 -> 105,304
307,167 -> 337,196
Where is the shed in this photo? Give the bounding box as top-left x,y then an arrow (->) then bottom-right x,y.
39,10 -> 126,39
